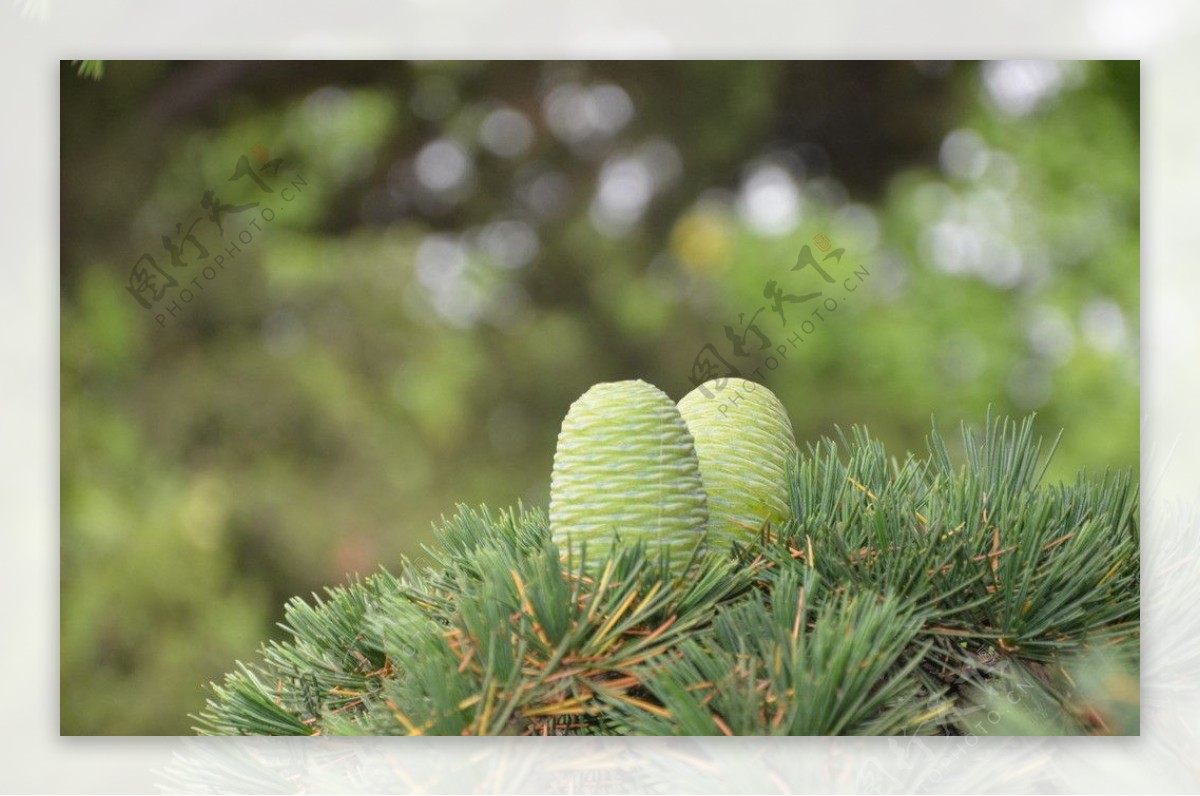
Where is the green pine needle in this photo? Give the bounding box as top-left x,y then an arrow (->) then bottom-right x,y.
71,60 -> 105,80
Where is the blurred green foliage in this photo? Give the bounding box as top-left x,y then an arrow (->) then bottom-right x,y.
60,60 -> 1138,734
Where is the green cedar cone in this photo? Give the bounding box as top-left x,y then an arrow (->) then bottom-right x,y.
678,378 -> 798,549
549,380 -> 709,576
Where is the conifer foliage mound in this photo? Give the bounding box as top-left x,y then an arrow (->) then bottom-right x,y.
195,413 -> 1139,736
